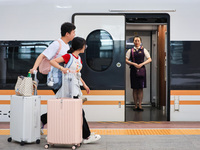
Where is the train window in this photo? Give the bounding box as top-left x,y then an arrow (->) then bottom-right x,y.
170,41 -> 200,90
86,30 -> 114,71
126,37 -> 134,50
0,41 -> 51,89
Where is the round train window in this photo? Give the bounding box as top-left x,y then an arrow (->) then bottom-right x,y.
86,30 -> 113,71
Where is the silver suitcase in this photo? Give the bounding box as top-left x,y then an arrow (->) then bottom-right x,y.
8,71 -> 41,146
8,95 -> 41,145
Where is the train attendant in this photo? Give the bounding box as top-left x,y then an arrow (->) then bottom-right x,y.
126,36 -> 152,111
50,37 -> 101,144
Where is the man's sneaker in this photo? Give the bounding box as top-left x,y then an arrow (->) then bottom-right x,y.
82,133 -> 101,144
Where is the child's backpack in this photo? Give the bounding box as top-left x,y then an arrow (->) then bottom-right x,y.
47,53 -> 73,90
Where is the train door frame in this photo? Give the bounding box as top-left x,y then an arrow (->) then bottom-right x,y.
71,13 -> 170,121
125,13 -> 170,121
72,13 -> 126,121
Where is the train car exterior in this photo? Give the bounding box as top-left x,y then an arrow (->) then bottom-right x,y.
0,0 -> 200,122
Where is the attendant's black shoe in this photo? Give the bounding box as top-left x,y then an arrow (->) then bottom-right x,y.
138,107 -> 144,111
133,107 -> 138,111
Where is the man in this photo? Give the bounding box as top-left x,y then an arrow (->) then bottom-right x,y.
30,22 -> 76,127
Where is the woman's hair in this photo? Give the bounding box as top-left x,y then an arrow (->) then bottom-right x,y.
133,36 -> 142,42
67,37 -> 86,53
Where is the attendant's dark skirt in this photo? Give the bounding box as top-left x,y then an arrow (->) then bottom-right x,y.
130,68 -> 146,89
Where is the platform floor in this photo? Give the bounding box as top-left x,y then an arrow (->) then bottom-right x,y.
1,121 -> 200,150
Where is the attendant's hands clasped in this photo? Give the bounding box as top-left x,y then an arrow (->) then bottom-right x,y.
132,62 -> 143,69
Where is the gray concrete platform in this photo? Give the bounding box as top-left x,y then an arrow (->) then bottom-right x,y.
1,134 -> 200,150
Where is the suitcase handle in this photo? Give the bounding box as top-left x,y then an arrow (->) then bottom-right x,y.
61,71 -> 65,98
61,70 -> 74,98
33,70 -> 39,95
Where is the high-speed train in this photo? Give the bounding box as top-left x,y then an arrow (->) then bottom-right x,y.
0,0 -> 200,122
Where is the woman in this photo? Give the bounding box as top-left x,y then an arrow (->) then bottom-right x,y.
50,37 -> 101,144
126,36 -> 152,111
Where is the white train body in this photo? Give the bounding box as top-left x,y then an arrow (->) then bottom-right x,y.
0,0 -> 200,122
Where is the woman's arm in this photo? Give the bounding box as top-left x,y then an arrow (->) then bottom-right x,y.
138,48 -> 152,68
50,57 -> 69,74
80,77 -> 90,94
138,57 -> 152,68
125,49 -> 139,68
126,58 -> 139,68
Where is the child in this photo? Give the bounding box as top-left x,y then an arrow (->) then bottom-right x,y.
50,37 -> 101,144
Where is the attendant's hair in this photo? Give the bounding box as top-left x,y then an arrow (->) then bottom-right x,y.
133,36 -> 142,42
68,37 -> 86,53
61,22 -> 76,36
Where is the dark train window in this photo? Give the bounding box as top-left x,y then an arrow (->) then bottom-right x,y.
86,30 -> 114,71
170,41 -> 200,90
0,41 -> 52,89
126,37 -> 134,50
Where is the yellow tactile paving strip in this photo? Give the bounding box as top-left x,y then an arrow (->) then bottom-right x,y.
92,129 -> 200,135
1,129 -> 200,135
97,121 -> 162,123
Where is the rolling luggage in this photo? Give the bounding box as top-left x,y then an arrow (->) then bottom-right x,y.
8,71 -> 41,146
45,72 -> 82,150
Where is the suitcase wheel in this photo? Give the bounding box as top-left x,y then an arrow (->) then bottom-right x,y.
36,139 -> 40,144
72,144 -> 80,150
7,137 -> 12,142
44,144 -> 49,149
72,145 -> 76,150
20,141 -> 25,146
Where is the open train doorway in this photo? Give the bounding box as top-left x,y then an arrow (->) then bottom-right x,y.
125,14 -> 170,121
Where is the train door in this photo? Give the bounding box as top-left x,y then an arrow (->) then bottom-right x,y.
72,14 -> 125,121
126,31 -> 152,106
125,14 -> 170,121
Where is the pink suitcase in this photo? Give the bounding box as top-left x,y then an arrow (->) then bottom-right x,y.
45,72 -> 82,150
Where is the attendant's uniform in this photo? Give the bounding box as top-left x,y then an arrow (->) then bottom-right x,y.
126,46 -> 150,89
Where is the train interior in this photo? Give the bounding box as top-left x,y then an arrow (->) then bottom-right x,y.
125,15 -> 169,121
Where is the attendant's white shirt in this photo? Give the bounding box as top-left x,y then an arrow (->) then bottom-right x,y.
126,47 -> 150,59
42,38 -> 70,60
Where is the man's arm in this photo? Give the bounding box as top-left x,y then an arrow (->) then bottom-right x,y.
29,53 -> 46,74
